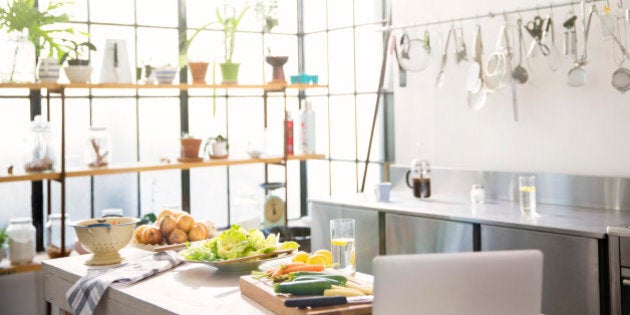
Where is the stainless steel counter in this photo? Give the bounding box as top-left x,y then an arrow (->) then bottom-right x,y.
311,191 -> 630,239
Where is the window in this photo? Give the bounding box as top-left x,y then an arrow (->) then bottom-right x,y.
0,0 -> 387,237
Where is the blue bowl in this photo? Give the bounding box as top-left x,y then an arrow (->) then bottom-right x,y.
298,73 -> 310,84
310,75 -> 319,84
290,75 -> 299,84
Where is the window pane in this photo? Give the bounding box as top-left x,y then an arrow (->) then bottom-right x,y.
328,29 -> 354,93
191,167 -> 228,227
355,27 -> 383,93
330,161 -> 357,196
327,0 -> 354,29
329,95 -> 356,160
304,33 -> 328,85
354,0 -> 383,25
89,0 -> 134,24
136,0 -> 178,27
307,160 -> 330,201
229,164 -> 264,227
303,0 -> 327,33
356,94 -> 384,161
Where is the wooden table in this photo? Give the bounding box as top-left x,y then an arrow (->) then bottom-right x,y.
43,248 -> 274,314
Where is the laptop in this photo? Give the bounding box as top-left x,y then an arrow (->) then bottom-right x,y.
372,250 -> 543,315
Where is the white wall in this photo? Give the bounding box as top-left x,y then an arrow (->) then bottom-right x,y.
392,0 -> 630,177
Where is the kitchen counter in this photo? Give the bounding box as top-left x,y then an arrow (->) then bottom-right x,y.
311,191 -> 630,239
43,248 -> 273,315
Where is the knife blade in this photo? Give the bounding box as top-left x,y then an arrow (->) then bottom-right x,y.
284,295 -> 374,308
113,42 -> 120,83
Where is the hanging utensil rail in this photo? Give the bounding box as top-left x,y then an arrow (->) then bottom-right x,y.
380,0 -> 604,32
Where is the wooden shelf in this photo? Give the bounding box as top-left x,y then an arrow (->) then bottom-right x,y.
0,171 -> 61,183
66,154 -> 325,178
0,252 -> 49,276
0,82 -> 328,91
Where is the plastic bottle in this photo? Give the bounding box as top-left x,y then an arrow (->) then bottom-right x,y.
300,100 -> 316,154
285,111 -> 294,155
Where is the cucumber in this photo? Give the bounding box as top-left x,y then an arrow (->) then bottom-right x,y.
274,279 -> 332,295
291,276 -> 344,286
289,272 -> 347,284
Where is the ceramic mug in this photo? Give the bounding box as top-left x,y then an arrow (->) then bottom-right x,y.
374,182 -> 392,202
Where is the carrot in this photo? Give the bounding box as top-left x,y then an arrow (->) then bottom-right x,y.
281,262 -> 306,269
284,265 -> 324,273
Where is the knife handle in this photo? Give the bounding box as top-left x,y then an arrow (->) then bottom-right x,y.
284,296 -> 347,308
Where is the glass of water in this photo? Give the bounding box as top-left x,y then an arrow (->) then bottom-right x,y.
519,176 -> 537,215
330,218 -> 355,276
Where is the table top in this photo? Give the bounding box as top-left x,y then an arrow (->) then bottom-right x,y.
310,191 -> 630,239
43,248 -> 275,315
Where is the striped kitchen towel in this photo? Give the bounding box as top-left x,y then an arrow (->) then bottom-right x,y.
66,251 -> 182,315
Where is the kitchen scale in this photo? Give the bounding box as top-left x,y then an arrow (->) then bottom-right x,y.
260,182 -> 286,228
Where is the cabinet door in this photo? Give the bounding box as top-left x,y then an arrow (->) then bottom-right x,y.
311,203 -> 380,274
481,225 -> 600,315
385,214 -> 473,255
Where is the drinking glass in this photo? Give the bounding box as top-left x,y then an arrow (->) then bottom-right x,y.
330,218 -> 355,276
519,176 -> 537,215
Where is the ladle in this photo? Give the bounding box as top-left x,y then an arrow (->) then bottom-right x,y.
512,19 -> 529,84
567,2 -> 595,87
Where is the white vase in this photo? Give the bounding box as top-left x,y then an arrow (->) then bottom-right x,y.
38,58 -> 60,83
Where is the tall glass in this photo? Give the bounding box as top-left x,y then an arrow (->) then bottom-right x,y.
330,218 -> 355,276
519,176 -> 537,215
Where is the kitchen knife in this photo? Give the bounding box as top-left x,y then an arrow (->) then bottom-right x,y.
284,295 -> 373,308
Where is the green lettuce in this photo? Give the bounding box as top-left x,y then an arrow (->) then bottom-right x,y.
180,224 -> 300,262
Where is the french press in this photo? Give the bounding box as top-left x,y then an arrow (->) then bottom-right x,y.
405,159 -> 431,198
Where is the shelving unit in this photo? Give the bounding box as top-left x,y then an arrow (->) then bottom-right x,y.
0,252 -> 48,276
0,82 -> 327,268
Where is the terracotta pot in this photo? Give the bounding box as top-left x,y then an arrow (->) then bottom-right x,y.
180,138 -> 202,158
188,62 -> 209,84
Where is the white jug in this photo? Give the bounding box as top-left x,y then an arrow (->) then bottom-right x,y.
99,39 -> 132,83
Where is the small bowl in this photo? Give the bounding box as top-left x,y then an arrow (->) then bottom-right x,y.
290,75 -> 299,84
72,217 -> 139,265
310,75 -> 319,84
64,65 -> 93,83
155,66 -> 178,84
298,73 -> 310,84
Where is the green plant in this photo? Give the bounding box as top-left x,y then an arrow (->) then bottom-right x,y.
60,39 -> 97,65
178,20 -> 218,68
216,4 -> 250,63
0,226 -> 7,248
205,135 -> 229,151
255,0 -> 278,33
0,0 -> 74,62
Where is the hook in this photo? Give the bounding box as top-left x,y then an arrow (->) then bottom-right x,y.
548,4 -> 553,18
489,11 -> 495,19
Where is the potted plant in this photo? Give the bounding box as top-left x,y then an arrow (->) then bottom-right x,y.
180,132 -> 203,161
0,0 -> 74,83
60,40 -> 97,83
255,0 -> 279,33
216,4 -> 250,84
179,20 -> 218,84
205,135 -> 229,159
0,226 -> 6,261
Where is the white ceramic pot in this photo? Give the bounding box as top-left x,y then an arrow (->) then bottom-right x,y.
212,142 -> 228,157
64,65 -> 93,83
38,58 -> 60,83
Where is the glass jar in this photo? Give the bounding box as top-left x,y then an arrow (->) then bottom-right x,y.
85,127 -> 111,167
0,31 -> 36,83
46,213 -> 74,258
7,217 -> 36,265
24,115 -> 55,172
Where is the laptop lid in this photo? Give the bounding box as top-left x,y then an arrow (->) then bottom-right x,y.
372,250 -> 543,315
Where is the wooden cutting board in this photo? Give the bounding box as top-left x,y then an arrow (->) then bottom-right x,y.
239,275 -> 372,315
